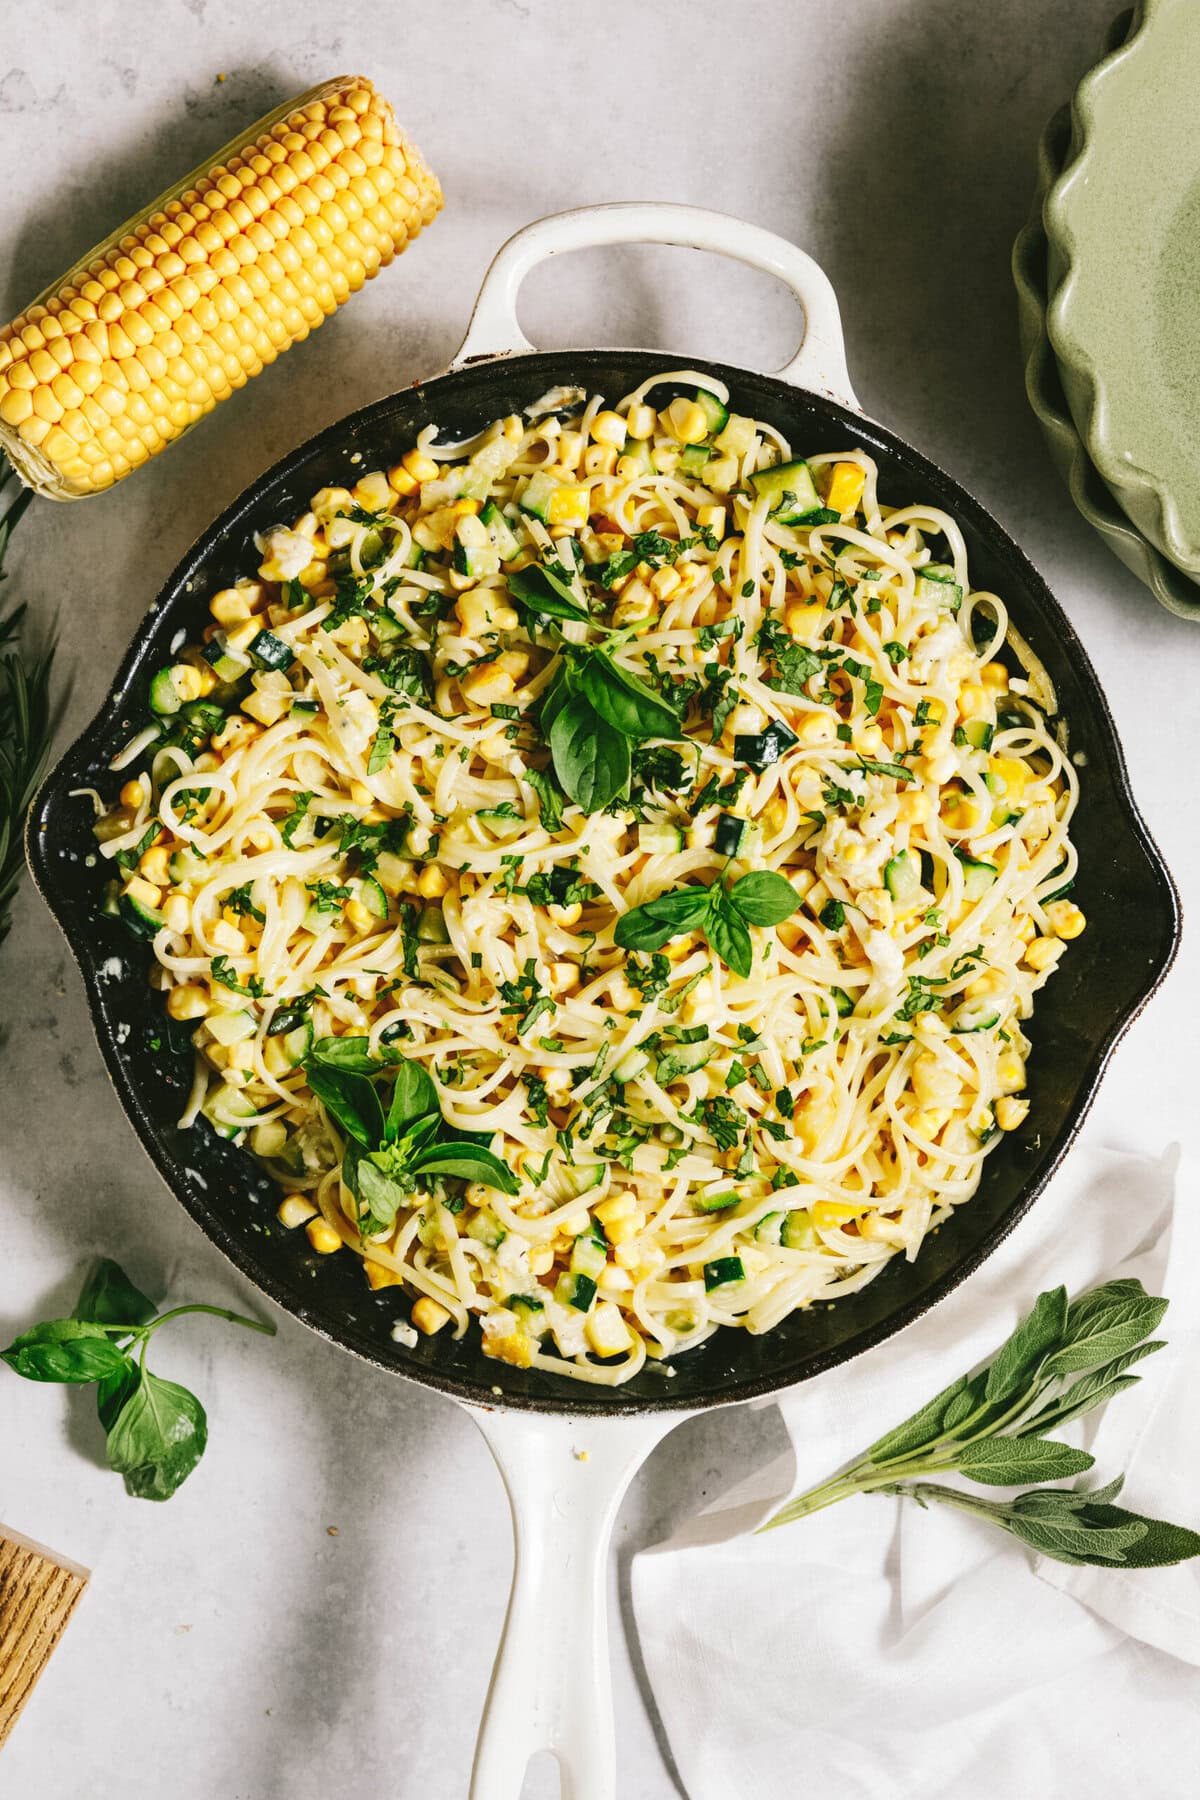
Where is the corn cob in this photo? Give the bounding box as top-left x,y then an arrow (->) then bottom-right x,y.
0,78 -> 441,500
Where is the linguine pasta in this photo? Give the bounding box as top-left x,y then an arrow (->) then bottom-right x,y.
94,372 -> 1084,1385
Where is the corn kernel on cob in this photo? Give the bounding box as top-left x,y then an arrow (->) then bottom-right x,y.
0,77 -> 440,500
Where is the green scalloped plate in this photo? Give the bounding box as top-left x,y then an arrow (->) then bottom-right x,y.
1013,92 -> 1200,619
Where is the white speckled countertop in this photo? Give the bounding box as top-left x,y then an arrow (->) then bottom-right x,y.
2,3 -> 1196,1795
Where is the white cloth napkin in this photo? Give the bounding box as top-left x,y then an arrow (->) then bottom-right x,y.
633,1146 -> 1200,1800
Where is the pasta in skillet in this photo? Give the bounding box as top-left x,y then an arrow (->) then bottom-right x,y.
93,371 -> 1084,1385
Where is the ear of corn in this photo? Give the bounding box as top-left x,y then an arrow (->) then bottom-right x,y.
0,77 -> 441,500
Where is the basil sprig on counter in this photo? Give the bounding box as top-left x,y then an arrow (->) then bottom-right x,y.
304,1037 -> 518,1236
542,649 -> 684,814
762,1278 -> 1200,1568
1,1259 -> 274,1502
615,870 -> 800,979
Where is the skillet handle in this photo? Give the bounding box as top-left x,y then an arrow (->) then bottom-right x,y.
451,201 -> 859,409
465,1404 -> 680,1800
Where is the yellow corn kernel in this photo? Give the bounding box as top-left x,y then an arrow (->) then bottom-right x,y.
825,460 -> 865,514
166,981 -> 208,1021
611,580 -> 656,628
449,497 -> 480,519
590,409 -> 627,449
387,461 -> 418,496
401,448 -> 439,483
1023,936 -> 1062,973
548,901 -> 583,927
585,1299 -> 633,1357
980,661 -> 1009,690
812,1200 -> 864,1230
460,664 -> 515,707
119,779 -> 146,809
995,1096 -> 1030,1132
210,919 -> 245,953
943,794 -> 984,830
664,397 -> 708,444
649,565 -> 681,601
1046,899 -> 1086,940
964,968 -> 1006,999
344,897 -> 373,931
607,974 -> 639,1013
496,648 -> 531,683
529,1246 -> 555,1276
784,600 -> 826,642
763,794 -> 789,834
595,1189 -> 637,1228
956,683 -> 990,721
124,875 -> 161,910
251,1119 -> 288,1159
546,484 -> 590,529
907,1109 -> 948,1141
353,470 -> 393,512
797,710 -> 836,746
416,865 -> 449,900
364,1259 -> 404,1290
277,1194 -> 318,1229
138,844 -> 169,886
411,1296 -> 451,1335
898,790 -> 931,824
988,757 -> 1028,802
997,1054 -> 1026,1092
549,960 -> 580,993
857,724 -> 884,755
625,403 -> 656,439
306,1218 -> 343,1256
696,502 -> 725,541
171,663 -> 204,703
162,893 -> 191,933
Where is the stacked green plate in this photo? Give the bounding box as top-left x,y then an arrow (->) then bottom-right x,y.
1013,2 -> 1200,620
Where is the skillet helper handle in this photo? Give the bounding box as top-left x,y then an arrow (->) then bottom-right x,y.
451,200 -> 859,409
467,1406 -> 679,1800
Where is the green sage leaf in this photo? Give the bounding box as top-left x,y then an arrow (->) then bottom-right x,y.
550,692 -> 630,812
867,1372 -> 971,1463
956,1435 -> 1094,1486
73,1259 -> 156,1328
105,1369 -> 208,1502
1042,1282 -> 1168,1378
1000,1511 -> 1148,1566
983,1285 -> 1068,1403
1076,1505 -> 1200,1567
2,1320 -> 133,1384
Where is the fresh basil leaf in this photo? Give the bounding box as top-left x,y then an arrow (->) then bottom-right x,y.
526,766 -> 565,832
956,1436 -> 1094,1486
356,1158 -> 411,1234
1,1320 -> 133,1384
983,1285 -> 1068,1403
409,1140 -> 520,1194
74,1259 -> 157,1328
614,885 -> 713,953
308,1035 -> 383,1075
728,870 -> 801,927
105,1369 -> 208,1501
341,1134 -> 363,1199
507,563 -> 590,622
579,653 -> 683,742
96,1359 -> 141,1433
306,1062 -> 385,1149
1042,1283 -> 1168,1378
866,1373 -> 972,1463
550,692 -> 630,812
385,1056 -> 440,1142
707,890 -> 753,979
539,664 -> 575,737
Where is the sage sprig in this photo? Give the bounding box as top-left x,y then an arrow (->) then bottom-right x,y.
615,870 -> 800,979
761,1278 -> 1200,1568
304,1036 -> 518,1235
2,1258 -> 274,1501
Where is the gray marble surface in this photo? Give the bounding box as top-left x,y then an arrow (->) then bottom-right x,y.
2,2 -> 1196,1796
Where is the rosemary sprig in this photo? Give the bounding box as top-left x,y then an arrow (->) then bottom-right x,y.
761,1278 -> 1200,1568
0,461 -> 55,946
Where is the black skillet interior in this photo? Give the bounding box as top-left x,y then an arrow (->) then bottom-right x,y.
27,349 -> 1180,1415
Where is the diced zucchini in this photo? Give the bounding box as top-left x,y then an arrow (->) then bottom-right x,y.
884,851 -> 923,909
679,443 -> 713,477
713,413 -> 757,458
206,1009 -> 257,1047
962,719 -> 993,751
479,807 -> 528,841
467,1209 -> 507,1250
713,813 -> 749,857
571,1231 -> 608,1280
697,1188 -> 740,1213
249,630 -> 294,671
416,903 -> 450,944
781,1209 -> 816,1249
618,437 -> 653,474
556,1270 -> 597,1312
957,853 -> 998,901
952,1000 -> 1001,1034
453,538 -> 501,579
202,635 -> 252,682
637,819 -> 685,854
655,1040 -> 713,1084
148,667 -> 182,716
916,564 -> 963,609
518,470 -> 561,522
543,1159 -> 605,1203
749,458 -> 823,523
481,499 -> 520,560
120,892 -> 164,938
168,847 -> 207,884
99,879 -> 121,919
403,540 -> 425,570
754,1211 -> 783,1244
181,699 -> 226,737
831,986 -> 856,1018
612,1046 -> 650,1084
510,1292 -> 546,1322
693,388 -> 730,434
733,721 -> 798,770
704,1256 -> 745,1291
201,1084 -> 260,1139
358,874 -> 389,920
